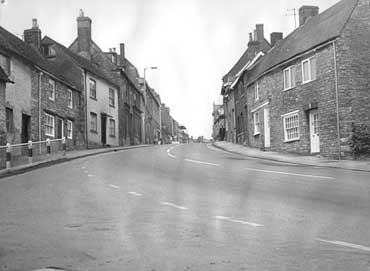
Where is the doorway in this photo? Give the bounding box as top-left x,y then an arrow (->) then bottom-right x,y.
309,109 -> 320,153
21,114 -> 30,143
264,107 -> 271,148
101,113 -> 107,146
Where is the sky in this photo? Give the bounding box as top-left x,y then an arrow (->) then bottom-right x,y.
0,0 -> 340,138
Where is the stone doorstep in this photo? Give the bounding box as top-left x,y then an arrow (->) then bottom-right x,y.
0,144 -> 152,178
212,142 -> 370,172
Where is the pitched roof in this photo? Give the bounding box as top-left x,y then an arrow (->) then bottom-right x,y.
0,66 -> 13,83
246,0 -> 358,85
0,26 -> 76,88
222,38 -> 271,83
43,36 -> 118,89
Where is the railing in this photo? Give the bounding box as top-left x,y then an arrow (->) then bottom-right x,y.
0,137 -> 66,169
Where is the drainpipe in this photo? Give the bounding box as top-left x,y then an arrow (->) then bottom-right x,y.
333,40 -> 341,160
38,72 -> 43,145
84,69 -> 89,149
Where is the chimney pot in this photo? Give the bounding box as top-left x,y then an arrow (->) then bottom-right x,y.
299,6 -> 319,26
32,18 -> 38,29
249,33 -> 253,42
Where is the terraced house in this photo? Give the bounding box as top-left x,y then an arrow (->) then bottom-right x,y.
0,21 -> 85,160
222,0 -> 370,159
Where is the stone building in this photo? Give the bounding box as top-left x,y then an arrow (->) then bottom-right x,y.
161,104 -> 173,144
0,22 -> 85,153
212,103 -> 226,141
221,24 -> 272,144
233,0 -> 370,158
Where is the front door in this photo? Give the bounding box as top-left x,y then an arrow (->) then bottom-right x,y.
309,109 -> 320,153
264,107 -> 271,148
101,114 -> 107,146
21,114 -> 30,143
57,118 -> 64,139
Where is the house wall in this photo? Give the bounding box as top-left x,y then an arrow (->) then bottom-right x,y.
0,82 -> 6,168
336,0 -> 370,157
35,73 -> 85,149
225,90 -> 236,143
5,57 -> 32,144
86,72 -> 119,147
243,43 -> 339,157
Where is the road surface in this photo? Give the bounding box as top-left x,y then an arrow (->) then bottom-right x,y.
1,143 -> 370,271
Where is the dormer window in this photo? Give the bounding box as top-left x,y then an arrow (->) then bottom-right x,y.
43,44 -> 56,58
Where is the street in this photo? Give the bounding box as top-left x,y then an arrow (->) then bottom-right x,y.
1,143 -> 370,271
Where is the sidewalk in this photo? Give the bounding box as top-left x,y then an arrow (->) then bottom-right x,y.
212,141 -> 370,172
0,144 -> 152,179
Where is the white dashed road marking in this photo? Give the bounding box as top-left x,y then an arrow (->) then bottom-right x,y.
243,167 -> 334,180
168,152 -> 176,158
214,216 -> 264,227
316,238 -> 370,252
160,202 -> 188,210
184,158 -> 220,167
87,174 -> 95,177
108,184 -> 120,189
128,191 -> 143,196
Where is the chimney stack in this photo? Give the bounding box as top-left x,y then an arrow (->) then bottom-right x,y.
77,9 -> 92,60
255,24 -> 264,42
299,6 -> 319,26
24,18 -> 41,50
120,43 -> 126,68
270,32 -> 283,47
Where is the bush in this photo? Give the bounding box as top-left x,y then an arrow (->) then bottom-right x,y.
348,124 -> 370,158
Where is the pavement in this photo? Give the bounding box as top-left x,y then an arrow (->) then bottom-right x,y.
1,143 -> 370,271
213,141 -> 370,172
0,144 -> 152,179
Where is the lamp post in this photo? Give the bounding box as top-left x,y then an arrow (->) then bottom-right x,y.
143,66 -> 158,144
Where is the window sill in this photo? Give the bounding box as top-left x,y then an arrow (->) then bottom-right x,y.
45,134 -> 54,138
283,138 -> 300,143
90,97 -> 97,101
67,137 -> 73,140
48,98 -> 55,102
90,130 -> 98,134
302,79 -> 316,85
283,86 -> 295,92
109,105 -> 115,108
253,132 -> 260,137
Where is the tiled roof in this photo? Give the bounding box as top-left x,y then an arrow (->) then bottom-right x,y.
246,0 -> 358,85
43,36 -> 118,89
222,38 -> 271,83
0,26 -> 75,87
0,66 -> 12,83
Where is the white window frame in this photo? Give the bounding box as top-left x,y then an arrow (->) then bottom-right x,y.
45,113 -> 55,137
67,89 -> 73,109
283,66 -> 296,90
48,79 -> 55,101
254,81 -> 259,101
89,78 -> 97,99
67,120 -> 73,139
109,88 -> 115,107
253,111 -> 261,135
282,110 -> 300,142
301,57 -> 317,84
109,118 -> 115,137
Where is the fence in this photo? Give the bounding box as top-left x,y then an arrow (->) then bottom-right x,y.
0,138 -> 66,170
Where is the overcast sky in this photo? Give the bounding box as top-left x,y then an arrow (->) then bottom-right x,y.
1,0 -> 339,138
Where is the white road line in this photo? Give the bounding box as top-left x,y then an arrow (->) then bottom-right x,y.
160,201 -> 188,210
316,238 -> 370,252
168,152 -> 176,158
87,174 -> 95,177
214,216 -> 264,227
243,167 -> 333,180
81,166 -> 86,169
184,158 -> 220,167
128,191 -> 143,196
108,184 -> 120,189
167,146 -> 178,158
